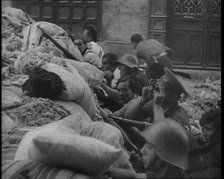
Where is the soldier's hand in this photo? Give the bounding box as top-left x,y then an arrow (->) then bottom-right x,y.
141,86 -> 153,105
104,71 -> 114,78
153,82 -> 166,105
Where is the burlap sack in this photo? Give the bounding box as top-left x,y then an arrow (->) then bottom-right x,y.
29,132 -> 122,176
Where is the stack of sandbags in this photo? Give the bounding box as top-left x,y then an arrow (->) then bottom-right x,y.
14,50 -> 102,118
14,113 -> 134,177
2,34 -> 23,64
14,45 -> 104,88
22,21 -> 83,61
2,7 -> 34,83
47,57 -> 104,88
42,63 -> 97,119
2,7 -> 34,38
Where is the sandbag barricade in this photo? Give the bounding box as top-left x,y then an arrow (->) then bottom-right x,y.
22,21 -> 83,61
14,113 -> 136,176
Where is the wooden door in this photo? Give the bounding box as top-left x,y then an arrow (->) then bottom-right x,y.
166,0 -> 221,70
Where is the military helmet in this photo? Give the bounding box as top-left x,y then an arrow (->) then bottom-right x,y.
117,54 -> 139,69
139,119 -> 190,170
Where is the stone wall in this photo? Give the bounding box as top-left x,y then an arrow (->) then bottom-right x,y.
100,0 -> 148,57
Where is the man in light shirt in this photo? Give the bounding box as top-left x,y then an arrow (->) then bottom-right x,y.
83,26 -> 104,60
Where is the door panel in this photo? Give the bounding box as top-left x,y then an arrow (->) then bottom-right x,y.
166,0 -> 221,69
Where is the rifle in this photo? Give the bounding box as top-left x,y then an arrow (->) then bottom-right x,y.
172,70 -> 191,80
109,115 -> 151,129
37,25 -> 79,61
96,105 -> 143,157
106,117 -> 143,157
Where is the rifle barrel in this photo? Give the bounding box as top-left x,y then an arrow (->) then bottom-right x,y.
37,25 -> 78,61
110,115 -> 151,128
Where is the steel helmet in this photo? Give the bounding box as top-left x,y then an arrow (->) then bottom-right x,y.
136,39 -> 166,61
117,54 -> 139,69
139,119 -> 190,170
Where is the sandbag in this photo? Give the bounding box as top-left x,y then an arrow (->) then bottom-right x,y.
14,49 -> 52,74
2,112 -> 16,134
22,21 -> 83,61
2,7 -> 34,29
54,100 -> 92,120
81,121 -> 123,149
48,57 -> 104,88
2,160 -> 90,179
14,57 -> 97,118
14,113 -> 133,172
2,85 -> 23,109
29,132 -> 122,176
14,113 -> 91,161
14,114 -> 122,176
2,34 -> 23,63
42,63 -> 97,118
14,49 -> 103,88
80,121 -> 135,171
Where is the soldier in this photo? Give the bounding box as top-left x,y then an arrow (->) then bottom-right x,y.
101,53 -> 120,88
73,36 -> 102,68
101,54 -> 148,101
130,33 -> 143,50
83,26 -> 104,60
124,67 -> 191,130
136,119 -> 190,178
136,39 -> 173,79
187,109 -> 221,178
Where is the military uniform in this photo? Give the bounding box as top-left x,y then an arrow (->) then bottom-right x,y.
142,100 -> 191,129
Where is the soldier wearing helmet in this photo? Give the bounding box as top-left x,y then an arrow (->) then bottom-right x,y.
116,54 -> 149,91
136,39 -> 173,79
100,54 -> 148,104
136,119 -> 190,178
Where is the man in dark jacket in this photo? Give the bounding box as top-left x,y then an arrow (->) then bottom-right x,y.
123,67 -> 190,130
187,109 -> 221,178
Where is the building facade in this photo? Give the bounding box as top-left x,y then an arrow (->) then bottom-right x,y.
3,0 -> 221,70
